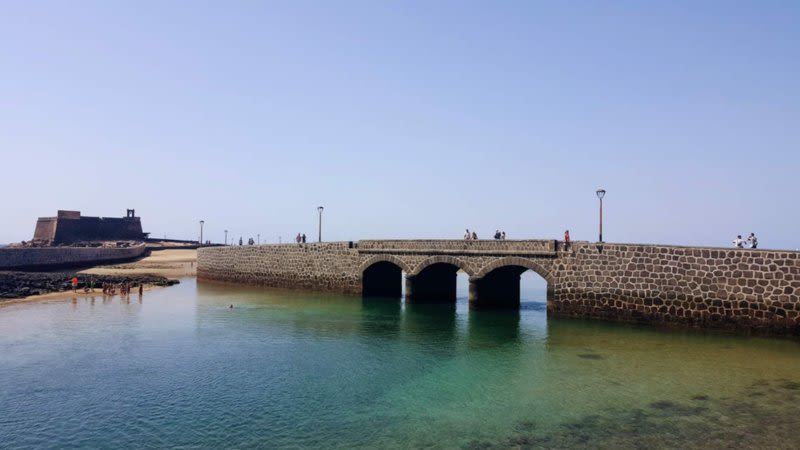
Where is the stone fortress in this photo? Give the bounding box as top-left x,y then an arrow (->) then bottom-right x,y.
33,209 -> 149,245
198,240 -> 800,336
0,209 -> 149,270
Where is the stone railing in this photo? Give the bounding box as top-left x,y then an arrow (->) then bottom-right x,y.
0,244 -> 147,270
356,239 -> 557,256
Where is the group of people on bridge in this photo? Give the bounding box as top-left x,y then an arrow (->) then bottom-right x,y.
464,229 -> 508,240
733,233 -> 758,249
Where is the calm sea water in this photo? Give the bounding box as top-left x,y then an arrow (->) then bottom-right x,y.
1,278 -> 799,449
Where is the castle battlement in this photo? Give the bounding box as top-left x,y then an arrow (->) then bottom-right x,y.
33,209 -> 149,244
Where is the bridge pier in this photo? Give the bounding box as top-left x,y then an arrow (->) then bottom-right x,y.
469,267 -> 527,309
405,263 -> 458,303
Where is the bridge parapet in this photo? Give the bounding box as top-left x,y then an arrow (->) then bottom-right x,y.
356,239 -> 557,256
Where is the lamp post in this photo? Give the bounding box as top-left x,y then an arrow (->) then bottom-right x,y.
257,234 -> 260,245
199,220 -> 205,246
224,229 -> 228,245
317,206 -> 324,243
596,189 -> 606,243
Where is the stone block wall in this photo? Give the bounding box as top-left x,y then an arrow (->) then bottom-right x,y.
551,243 -> 800,335
358,239 -> 556,255
197,240 -> 800,335
0,244 -> 147,270
197,243 -> 365,294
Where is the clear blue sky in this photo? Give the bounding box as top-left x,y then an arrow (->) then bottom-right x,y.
1,1 -> 798,248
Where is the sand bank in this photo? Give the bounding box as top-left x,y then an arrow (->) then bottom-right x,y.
81,249 -> 197,278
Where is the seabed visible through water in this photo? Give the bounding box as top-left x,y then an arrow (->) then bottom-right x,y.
1,278 -> 798,449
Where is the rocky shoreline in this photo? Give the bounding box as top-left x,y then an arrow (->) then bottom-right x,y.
0,271 -> 179,300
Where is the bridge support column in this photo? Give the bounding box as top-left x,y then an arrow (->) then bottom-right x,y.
405,264 -> 458,303
404,275 -> 416,300
469,269 -> 523,309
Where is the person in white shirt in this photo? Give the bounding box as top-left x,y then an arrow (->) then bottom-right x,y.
733,235 -> 744,248
747,233 -> 758,249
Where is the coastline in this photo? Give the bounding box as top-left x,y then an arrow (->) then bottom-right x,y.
0,283 -> 170,307
0,249 -> 196,307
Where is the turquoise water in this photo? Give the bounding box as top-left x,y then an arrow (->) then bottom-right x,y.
1,278 -> 799,449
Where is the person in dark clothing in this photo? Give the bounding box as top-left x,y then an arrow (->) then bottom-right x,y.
471,231 -> 478,240
494,230 -> 501,240
302,234 -> 306,243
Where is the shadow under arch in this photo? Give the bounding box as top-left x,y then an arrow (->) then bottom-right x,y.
362,258 -> 407,298
470,257 -> 554,310
406,262 -> 467,303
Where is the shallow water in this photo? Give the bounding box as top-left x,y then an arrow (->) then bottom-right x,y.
1,279 -> 799,449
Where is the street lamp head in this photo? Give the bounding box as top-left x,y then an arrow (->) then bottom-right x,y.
596,189 -> 606,200
200,220 -> 205,225
317,206 -> 324,212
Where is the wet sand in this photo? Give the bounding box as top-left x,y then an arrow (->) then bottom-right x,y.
2,249 -> 195,306
0,284 -> 164,307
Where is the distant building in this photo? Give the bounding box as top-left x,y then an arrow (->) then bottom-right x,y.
33,209 -> 149,244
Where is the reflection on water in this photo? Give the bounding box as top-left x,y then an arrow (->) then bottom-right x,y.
1,279 -> 799,449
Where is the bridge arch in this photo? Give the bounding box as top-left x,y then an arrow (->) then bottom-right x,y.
471,257 -> 554,309
473,257 -> 553,283
359,255 -> 413,274
360,255 -> 411,298
409,255 -> 474,277
405,256 -> 471,303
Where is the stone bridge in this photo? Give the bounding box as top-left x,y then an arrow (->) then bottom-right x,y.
197,240 -> 800,335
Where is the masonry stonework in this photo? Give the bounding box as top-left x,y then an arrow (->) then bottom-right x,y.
0,244 -> 147,270
197,240 -> 800,336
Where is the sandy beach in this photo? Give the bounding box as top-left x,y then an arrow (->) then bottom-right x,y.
1,249 -> 196,306
80,248 -> 197,278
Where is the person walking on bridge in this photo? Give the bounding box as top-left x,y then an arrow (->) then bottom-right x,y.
494,230 -> 501,240
464,229 -> 471,240
471,231 -> 478,240
747,233 -> 758,249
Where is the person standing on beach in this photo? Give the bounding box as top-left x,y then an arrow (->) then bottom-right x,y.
139,284 -> 143,296
71,277 -> 78,293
